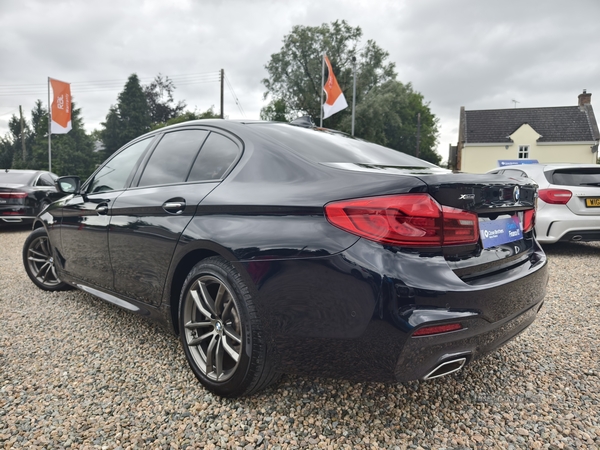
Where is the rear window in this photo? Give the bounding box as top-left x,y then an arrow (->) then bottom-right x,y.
0,172 -> 35,184
248,123 -> 438,167
548,168 -> 600,186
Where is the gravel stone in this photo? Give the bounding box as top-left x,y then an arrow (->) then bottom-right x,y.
1,225 -> 599,449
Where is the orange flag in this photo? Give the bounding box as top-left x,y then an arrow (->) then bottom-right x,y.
322,56 -> 348,119
50,78 -> 72,134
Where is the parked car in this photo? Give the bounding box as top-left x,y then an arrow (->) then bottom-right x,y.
487,163 -> 600,243
23,120 -> 548,397
0,169 -> 62,224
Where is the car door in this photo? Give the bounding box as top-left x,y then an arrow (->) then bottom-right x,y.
59,137 -> 154,290
109,128 -> 242,306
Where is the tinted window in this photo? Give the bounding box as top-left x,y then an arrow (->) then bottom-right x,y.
138,130 -> 209,187
88,138 -> 151,193
249,123 -> 438,167
550,168 -> 600,186
188,132 -> 240,181
36,173 -> 55,186
0,172 -> 35,184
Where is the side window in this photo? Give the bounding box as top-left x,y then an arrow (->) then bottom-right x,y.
138,130 -> 209,187
36,174 -> 54,186
88,137 -> 152,193
502,169 -> 526,178
188,132 -> 240,182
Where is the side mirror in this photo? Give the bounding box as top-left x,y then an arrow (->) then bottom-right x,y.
56,176 -> 81,195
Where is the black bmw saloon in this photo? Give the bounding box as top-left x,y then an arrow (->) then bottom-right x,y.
0,169 -> 62,224
23,120 -> 548,397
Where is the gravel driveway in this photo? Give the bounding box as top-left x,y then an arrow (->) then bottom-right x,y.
1,226 -> 599,449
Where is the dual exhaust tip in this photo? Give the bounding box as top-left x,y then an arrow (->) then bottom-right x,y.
423,357 -> 467,380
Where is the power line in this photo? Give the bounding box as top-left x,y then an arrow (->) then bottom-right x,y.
0,72 -> 222,97
224,74 -> 246,117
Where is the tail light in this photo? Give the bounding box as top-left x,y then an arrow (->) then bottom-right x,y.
538,189 -> 572,205
523,209 -> 535,233
0,192 -> 28,201
324,194 -> 479,247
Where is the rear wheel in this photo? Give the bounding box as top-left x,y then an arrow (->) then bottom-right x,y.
179,257 -> 279,397
22,228 -> 70,291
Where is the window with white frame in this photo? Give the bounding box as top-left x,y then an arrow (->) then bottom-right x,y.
518,145 -> 529,159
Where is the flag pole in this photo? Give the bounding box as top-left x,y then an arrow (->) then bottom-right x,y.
351,56 -> 357,136
320,53 -> 325,127
47,77 -> 52,172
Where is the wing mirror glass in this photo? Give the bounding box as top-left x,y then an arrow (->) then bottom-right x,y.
56,176 -> 81,195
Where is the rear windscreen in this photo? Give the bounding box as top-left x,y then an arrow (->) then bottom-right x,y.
248,123 -> 438,167
0,172 -> 35,184
549,168 -> 600,186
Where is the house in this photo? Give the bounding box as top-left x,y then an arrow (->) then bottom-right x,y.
450,90 -> 600,173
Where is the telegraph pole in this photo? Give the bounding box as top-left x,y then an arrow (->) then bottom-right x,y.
220,69 -> 224,119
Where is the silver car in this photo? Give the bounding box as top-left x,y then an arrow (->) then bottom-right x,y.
487,164 -> 600,244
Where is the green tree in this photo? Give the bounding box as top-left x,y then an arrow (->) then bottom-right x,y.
101,74 -> 151,157
144,74 -> 186,125
28,100 -> 97,178
341,81 -> 441,164
259,98 -> 290,122
4,113 -> 32,168
151,107 -> 221,130
262,20 -> 396,130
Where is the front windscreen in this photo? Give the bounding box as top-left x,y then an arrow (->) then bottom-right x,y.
248,123 -> 439,168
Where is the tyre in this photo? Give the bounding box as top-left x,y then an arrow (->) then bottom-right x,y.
179,256 -> 279,397
22,228 -> 70,291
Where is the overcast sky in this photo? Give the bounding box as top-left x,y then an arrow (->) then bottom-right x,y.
1,0 -> 598,162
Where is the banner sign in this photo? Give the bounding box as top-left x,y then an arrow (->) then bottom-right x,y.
50,78 -> 72,134
498,159 -> 539,167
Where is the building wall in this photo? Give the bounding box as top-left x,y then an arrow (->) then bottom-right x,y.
460,124 -> 597,173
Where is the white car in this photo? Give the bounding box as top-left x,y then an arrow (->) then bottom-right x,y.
487,164 -> 600,244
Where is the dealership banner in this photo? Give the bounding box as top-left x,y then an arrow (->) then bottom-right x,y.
49,78 -> 72,134
322,55 -> 348,119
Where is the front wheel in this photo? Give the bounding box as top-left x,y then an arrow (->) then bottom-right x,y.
179,257 -> 279,397
22,228 -> 70,291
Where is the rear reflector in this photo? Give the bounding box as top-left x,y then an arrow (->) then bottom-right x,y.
523,209 -> 535,233
538,188 -> 572,205
412,323 -> 463,337
325,194 -> 479,247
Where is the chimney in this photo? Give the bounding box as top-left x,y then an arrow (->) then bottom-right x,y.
578,89 -> 592,106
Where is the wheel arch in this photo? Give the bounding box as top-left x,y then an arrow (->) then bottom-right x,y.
168,245 -> 234,335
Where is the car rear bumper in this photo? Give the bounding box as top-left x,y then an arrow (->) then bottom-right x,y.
536,215 -> 600,244
0,215 -> 36,223
238,238 -> 549,382
536,205 -> 600,243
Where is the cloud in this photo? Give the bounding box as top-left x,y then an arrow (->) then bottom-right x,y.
1,0 -> 599,162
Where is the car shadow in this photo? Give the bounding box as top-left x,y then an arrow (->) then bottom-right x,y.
541,241 -> 600,257
0,223 -> 32,233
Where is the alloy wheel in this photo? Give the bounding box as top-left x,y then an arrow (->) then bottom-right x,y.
26,235 -> 61,287
182,275 -> 243,382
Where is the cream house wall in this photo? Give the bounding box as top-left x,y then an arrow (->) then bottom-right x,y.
461,124 -> 597,173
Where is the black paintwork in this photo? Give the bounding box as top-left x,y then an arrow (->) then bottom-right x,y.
0,170 -> 63,223
33,120 -> 548,382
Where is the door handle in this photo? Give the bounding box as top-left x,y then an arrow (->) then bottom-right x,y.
96,204 -> 109,215
162,199 -> 186,214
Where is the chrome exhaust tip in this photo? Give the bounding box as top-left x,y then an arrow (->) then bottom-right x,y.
571,235 -> 582,241
423,357 -> 467,380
